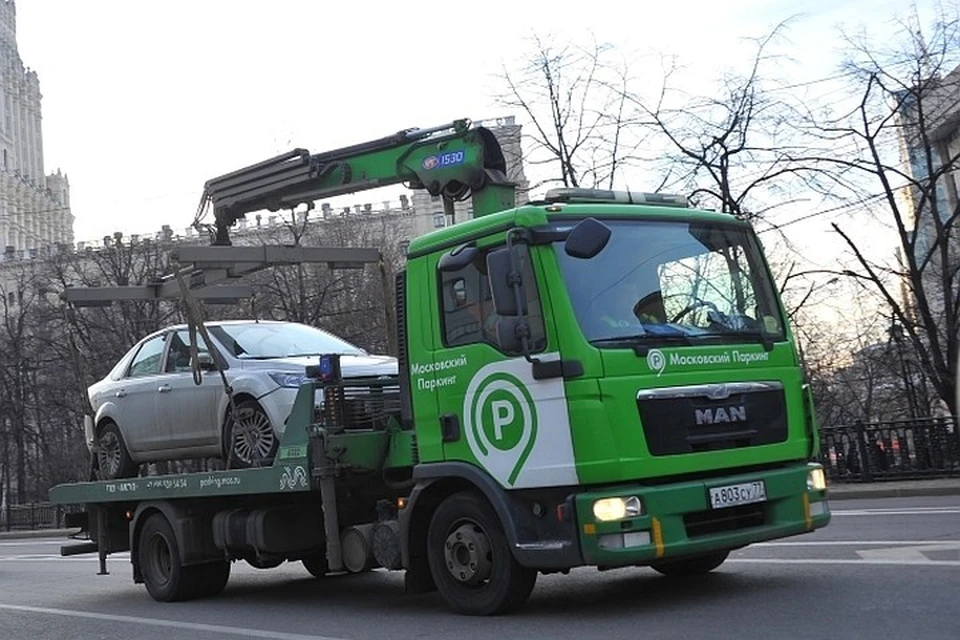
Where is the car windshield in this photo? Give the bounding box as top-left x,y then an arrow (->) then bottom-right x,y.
553,218 -> 786,347
208,323 -> 366,359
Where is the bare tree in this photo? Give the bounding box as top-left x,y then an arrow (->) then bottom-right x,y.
621,21 -> 828,223
496,34 -> 644,191
801,8 -> 960,414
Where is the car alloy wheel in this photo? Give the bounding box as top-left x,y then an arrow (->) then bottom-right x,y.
228,400 -> 277,467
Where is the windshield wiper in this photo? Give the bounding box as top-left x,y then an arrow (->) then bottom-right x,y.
701,328 -> 776,352
590,334 -> 694,349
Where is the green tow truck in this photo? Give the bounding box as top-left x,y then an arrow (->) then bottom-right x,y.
50,118 -> 830,615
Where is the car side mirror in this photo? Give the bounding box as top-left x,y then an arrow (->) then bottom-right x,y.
196,352 -> 217,371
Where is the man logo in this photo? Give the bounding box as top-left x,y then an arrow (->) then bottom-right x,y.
695,405 -> 747,425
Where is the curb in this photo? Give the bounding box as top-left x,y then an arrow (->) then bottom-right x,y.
0,528 -> 79,541
828,485 -> 960,500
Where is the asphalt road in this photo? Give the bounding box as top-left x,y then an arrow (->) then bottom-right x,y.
1,495 -> 958,640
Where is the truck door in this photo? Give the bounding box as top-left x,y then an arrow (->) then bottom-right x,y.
429,243 -> 579,489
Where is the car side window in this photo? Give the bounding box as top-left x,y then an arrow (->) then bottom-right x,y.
127,335 -> 166,378
165,330 -> 210,373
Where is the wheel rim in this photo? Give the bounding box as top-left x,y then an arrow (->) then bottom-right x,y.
147,532 -> 172,587
443,520 -> 492,586
97,430 -> 122,478
231,406 -> 274,464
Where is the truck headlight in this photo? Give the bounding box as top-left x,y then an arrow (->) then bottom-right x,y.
807,466 -> 827,491
592,496 -> 643,522
269,372 -> 310,388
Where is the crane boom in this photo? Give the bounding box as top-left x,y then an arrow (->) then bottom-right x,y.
201,118 -> 516,245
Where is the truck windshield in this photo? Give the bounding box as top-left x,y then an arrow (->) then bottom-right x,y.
553,218 -> 786,347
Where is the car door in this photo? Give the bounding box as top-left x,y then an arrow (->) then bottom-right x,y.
155,329 -> 223,450
118,334 -> 169,453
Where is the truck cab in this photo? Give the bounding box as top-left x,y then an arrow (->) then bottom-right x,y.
400,188 -> 829,585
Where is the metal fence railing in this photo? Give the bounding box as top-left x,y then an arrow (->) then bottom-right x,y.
0,502 -> 84,532
819,416 -> 960,482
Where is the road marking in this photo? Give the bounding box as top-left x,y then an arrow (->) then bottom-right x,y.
728,558 -> 960,567
752,540 -> 960,547
856,542 -> 960,562
831,508 -> 960,516
0,603 -> 352,640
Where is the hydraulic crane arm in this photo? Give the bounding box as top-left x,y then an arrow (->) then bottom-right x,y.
200,118 -> 516,245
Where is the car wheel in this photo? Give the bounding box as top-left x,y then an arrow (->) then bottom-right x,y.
650,550 -> 730,577
96,421 -> 138,480
225,400 -> 278,468
427,491 -> 537,616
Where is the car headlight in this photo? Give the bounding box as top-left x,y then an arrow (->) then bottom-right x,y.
592,496 -> 643,522
268,372 -> 310,388
807,465 -> 827,491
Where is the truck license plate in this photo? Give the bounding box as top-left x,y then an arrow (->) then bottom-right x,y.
709,481 -> 766,509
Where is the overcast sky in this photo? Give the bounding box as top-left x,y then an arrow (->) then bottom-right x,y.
13,0 -> 942,271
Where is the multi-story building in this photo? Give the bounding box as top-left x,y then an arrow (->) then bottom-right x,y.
897,62 -> 960,324
0,0 -> 73,258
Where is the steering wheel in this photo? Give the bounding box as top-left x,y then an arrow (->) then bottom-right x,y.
670,297 -> 719,323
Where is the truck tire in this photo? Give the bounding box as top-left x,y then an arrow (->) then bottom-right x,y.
225,400 -> 278,468
193,561 -> 231,598
96,421 -> 138,480
650,550 -> 730,577
427,491 -> 537,616
301,552 -> 329,578
138,513 -> 197,602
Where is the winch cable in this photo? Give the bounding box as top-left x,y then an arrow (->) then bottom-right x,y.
172,267 -> 241,469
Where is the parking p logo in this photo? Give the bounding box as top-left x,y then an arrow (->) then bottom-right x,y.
465,371 -> 537,486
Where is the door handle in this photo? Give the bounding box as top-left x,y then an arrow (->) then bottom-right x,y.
157,384 -> 171,393
115,390 -> 127,398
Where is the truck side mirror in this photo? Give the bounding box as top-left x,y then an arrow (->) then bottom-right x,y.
564,217 -> 610,259
487,247 -> 527,316
494,316 -> 526,354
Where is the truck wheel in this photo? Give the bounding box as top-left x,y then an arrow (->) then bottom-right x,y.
301,552 -> 329,578
245,555 -> 284,569
427,491 -> 537,616
650,550 -> 730,577
96,422 -> 138,480
139,513 -> 195,602
225,400 -> 278,468
192,561 -> 231,598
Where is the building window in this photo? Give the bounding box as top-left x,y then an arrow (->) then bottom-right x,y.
432,214 -> 446,228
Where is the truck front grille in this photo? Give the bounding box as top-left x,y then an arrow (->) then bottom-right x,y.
637,381 -> 788,456
683,503 -> 767,538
